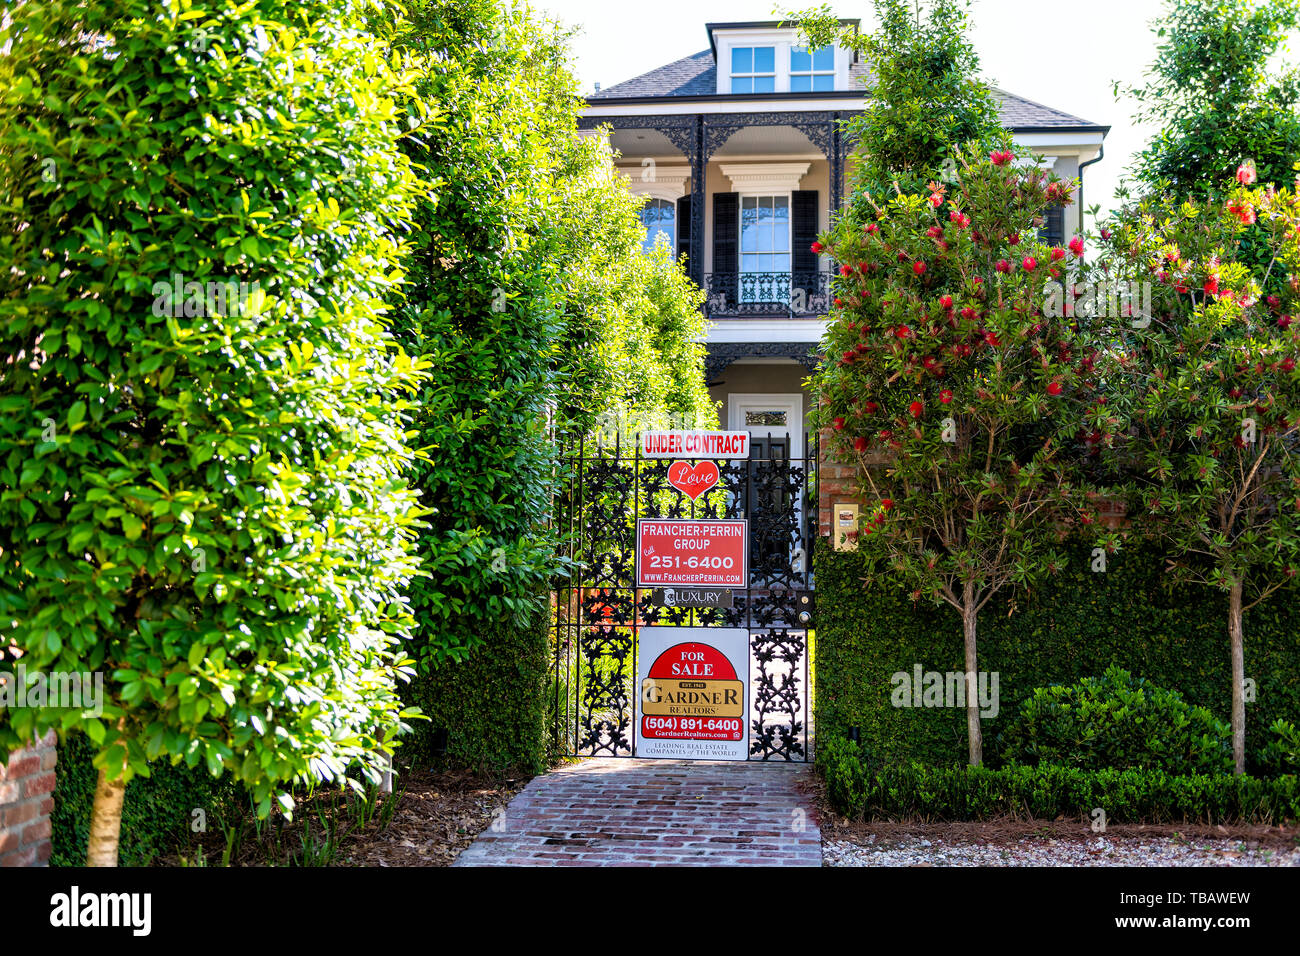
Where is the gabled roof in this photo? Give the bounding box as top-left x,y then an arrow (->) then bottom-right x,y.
589,50 -> 1106,133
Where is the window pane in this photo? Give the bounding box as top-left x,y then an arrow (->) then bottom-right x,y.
746,410 -> 788,426
790,47 -> 811,72
813,45 -> 834,70
732,47 -> 752,73
754,75 -> 775,93
741,201 -> 759,252
732,76 -> 752,93
754,46 -> 774,72
773,253 -> 790,273
813,73 -> 834,91
791,74 -> 810,92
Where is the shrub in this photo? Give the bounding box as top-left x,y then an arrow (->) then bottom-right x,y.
997,667 -> 1234,775
818,735 -> 1300,823
0,0 -> 425,863
1262,718 -> 1300,775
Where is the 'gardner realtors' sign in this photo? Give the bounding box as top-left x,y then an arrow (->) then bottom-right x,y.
636,519 -> 747,589
636,627 -> 749,761
641,430 -> 750,459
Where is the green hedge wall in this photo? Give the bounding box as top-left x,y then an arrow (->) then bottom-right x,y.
814,538 -> 1300,770
402,606 -> 550,777
51,733 -> 245,867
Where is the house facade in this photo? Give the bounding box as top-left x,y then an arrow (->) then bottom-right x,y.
579,19 -> 1109,473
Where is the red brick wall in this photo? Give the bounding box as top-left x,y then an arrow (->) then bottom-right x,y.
0,731 -> 57,867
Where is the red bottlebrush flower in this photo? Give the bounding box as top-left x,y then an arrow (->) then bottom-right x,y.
928,193 -> 942,208
881,498 -> 894,511
1047,381 -> 1063,396
834,297 -> 843,307
864,401 -> 879,414
896,325 -> 911,338
840,264 -> 854,276
990,149 -> 1012,166
909,400 -> 924,418
984,332 -> 1001,347
1100,227 -> 1113,240
1204,275 -> 1219,294
995,259 -> 1011,273
841,350 -> 855,363
922,355 -> 937,369
1008,233 -> 1020,246
1157,271 -> 1170,283
1050,247 -> 1065,262
1283,358 -> 1296,372
1228,199 -> 1256,225
939,389 -> 953,404
897,250 -> 908,262
1268,295 -> 1281,309
853,436 -> 868,452
913,261 -> 927,276
926,226 -> 944,239
1236,161 -> 1257,186
1175,280 -> 1189,294
857,261 -> 869,273
1229,387 -> 1243,399
935,239 -> 949,252
879,429 -> 893,440
811,241 -> 824,254
865,222 -> 880,235
939,294 -> 954,310
1068,236 -> 1085,257
832,417 -> 846,430
1022,255 -> 1037,272
1281,315 -> 1294,329
960,307 -> 977,320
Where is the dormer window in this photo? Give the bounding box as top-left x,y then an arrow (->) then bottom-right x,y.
789,45 -> 834,92
730,46 -> 776,93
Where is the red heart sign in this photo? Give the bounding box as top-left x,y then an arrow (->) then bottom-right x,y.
667,460 -> 720,500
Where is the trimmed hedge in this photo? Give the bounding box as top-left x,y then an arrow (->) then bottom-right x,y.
51,733 -> 245,867
820,737 -> 1300,824
401,609 -> 550,777
814,538 -> 1300,770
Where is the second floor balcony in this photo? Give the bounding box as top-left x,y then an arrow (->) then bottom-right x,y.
704,270 -> 832,317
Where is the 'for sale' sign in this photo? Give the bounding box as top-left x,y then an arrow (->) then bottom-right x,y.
636,627 -> 749,760
636,519 -> 748,589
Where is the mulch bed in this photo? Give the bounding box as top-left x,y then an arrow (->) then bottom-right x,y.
166,769 -> 531,867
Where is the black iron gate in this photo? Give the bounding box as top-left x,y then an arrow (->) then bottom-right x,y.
549,432 -> 816,761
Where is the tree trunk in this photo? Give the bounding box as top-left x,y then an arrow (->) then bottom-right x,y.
1229,579 -> 1246,776
86,765 -> 126,867
962,582 -> 983,767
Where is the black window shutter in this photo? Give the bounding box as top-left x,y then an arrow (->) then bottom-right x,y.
792,190 -> 819,274
1038,202 -> 1064,246
677,196 -> 691,264
713,192 -> 738,275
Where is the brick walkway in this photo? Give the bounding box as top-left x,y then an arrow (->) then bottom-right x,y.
454,758 -> 822,867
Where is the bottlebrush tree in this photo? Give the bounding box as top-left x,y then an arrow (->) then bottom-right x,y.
812,145 -> 1120,765
1096,167 -> 1300,774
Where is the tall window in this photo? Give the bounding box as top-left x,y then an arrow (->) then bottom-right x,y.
740,195 -> 790,303
640,198 -> 675,252
790,45 -> 834,91
730,46 -> 775,93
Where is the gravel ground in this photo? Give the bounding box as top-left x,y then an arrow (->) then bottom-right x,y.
825,834 -> 1300,866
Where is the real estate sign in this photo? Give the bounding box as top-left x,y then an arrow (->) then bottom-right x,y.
636,519 -> 748,589
641,430 -> 750,459
636,627 -> 749,760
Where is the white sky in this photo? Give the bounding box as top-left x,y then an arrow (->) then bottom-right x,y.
534,0 -> 1299,228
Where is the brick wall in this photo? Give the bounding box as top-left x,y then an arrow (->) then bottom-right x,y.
0,730 -> 57,867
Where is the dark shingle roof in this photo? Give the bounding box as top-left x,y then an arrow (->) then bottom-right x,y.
590,51 -> 1105,132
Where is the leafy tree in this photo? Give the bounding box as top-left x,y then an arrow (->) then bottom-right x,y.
380,0 -> 713,670
1097,171 -> 1300,773
0,0 -> 425,864
811,145 -> 1115,765
789,0 -> 1003,202
1119,0 -> 1300,200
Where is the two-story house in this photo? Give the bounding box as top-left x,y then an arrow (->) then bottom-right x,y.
579,19 -> 1109,467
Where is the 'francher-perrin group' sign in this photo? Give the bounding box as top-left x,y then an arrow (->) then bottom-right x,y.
636,519 -> 748,589
636,627 -> 749,760
641,430 -> 750,459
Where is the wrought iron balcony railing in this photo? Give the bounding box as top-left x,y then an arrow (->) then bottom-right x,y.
703,271 -> 832,317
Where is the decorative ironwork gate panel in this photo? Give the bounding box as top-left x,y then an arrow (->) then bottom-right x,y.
550,433 -> 816,760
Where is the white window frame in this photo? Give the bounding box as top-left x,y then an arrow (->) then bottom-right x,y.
729,45 -> 777,94
712,28 -> 850,95
789,44 -> 836,92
